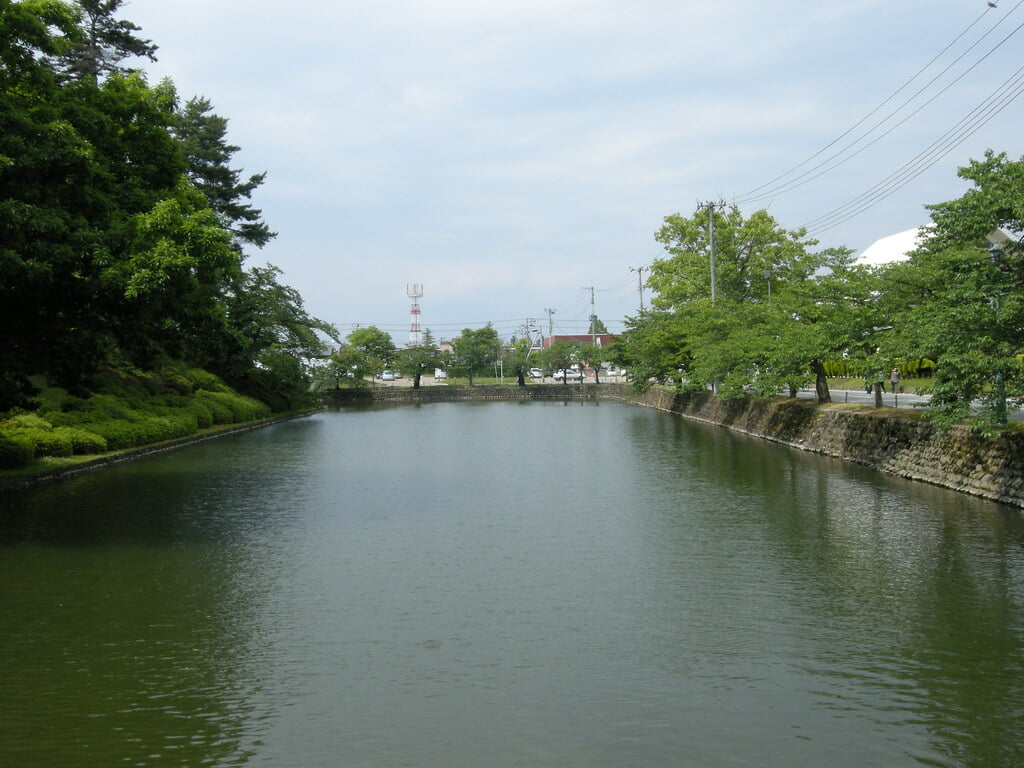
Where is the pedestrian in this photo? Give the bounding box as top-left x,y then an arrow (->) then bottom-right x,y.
890,367 -> 900,394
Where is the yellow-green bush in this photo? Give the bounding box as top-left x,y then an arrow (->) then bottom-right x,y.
56,427 -> 107,454
0,435 -> 33,469
184,369 -> 230,393
195,391 -> 270,424
5,427 -> 73,457
1,365 -> 276,464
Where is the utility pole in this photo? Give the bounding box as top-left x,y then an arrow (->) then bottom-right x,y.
584,286 -> 596,344
544,307 -> 556,342
700,201 -> 725,305
630,265 -> 648,311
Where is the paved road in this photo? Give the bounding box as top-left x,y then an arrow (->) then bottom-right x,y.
797,386 -> 1024,421
795,387 -> 931,409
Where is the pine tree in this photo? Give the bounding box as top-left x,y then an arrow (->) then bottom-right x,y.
174,96 -> 275,250
58,0 -> 157,82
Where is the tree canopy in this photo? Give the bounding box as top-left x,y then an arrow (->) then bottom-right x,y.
623,206 -> 855,401
0,0 -> 332,411
451,325 -> 500,385
877,152 -> 1024,431
618,154 -> 1023,432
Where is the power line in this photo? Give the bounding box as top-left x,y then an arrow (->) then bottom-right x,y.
803,58 -> 1024,235
734,1 -> 1021,206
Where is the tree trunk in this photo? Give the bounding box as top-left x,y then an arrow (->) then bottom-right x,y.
517,373 -> 525,386
811,360 -> 831,403
873,382 -> 884,408
413,373 -> 421,389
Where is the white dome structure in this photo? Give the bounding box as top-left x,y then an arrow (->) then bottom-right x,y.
854,227 -> 925,267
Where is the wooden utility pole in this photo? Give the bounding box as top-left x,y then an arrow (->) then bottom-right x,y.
630,265 -> 648,311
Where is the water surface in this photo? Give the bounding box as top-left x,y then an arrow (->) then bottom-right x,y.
2,401 -> 1023,767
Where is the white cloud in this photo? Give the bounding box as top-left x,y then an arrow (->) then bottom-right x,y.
126,0 -> 1024,331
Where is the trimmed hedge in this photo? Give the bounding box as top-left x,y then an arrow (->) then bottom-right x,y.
57,427 -> 108,454
195,390 -> 271,424
1,366 -> 279,462
3,427 -> 73,457
0,435 -> 33,469
823,358 -> 936,379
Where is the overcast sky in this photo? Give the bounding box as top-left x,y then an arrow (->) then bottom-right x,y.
126,0 -> 1023,343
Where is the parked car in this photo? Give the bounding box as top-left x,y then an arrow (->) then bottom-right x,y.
528,367 -> 544,379
380,370 -> 396,381
552,368 -> 584,382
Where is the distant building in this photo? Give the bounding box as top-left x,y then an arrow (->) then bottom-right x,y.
854,227 -> 924,267
855,226 -> 1017,267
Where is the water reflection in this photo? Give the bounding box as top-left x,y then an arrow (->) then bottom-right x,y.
1,404 -> 1023,767
0,420 -> 328,766
624,413 -> 1024,766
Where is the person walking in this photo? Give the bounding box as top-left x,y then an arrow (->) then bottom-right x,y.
890,367 -> 900,394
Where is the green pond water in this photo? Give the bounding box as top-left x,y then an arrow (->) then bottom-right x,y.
1,401 -> 1023,767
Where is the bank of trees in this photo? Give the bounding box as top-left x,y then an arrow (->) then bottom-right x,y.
1,0 -> 334,413
617,152 -> 1024,432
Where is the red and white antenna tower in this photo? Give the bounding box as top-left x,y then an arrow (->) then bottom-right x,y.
406,283 -> 423,346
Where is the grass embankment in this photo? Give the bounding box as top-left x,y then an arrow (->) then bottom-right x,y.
0,364 -> 281,476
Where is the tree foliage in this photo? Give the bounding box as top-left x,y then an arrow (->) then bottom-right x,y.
502,338 -> 534,386
0,0 -> 331,412
620,154 -> 1024,431
395,344 -> 442,388
628,206 -> 855,401
540,339 -> 580,384
173,96 -> 274,249
451,325 -> 500,385
56,0 -> 157,83
878,152 -> 1024,431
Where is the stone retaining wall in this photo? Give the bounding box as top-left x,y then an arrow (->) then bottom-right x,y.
620,387 -> 1024,509
330,384 -> 1024,509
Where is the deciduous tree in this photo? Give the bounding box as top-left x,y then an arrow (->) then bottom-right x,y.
451,325 -> 500,385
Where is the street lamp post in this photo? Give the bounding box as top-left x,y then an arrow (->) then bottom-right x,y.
989,243 -> 1008,425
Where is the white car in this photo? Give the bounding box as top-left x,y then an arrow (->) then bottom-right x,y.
528,367 -> 544,379
380,370 -> 396,381
552,368 -> 584,382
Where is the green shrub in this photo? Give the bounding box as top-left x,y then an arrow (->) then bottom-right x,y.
160,369 -> 194,395
85,394 -> 135,422
185,368 -> 230,393
85,420 -> 144,450
196,391 -> 271,423
188,400 -> 214,428
133,416 -> 184,444
1,413 -> 53,431
0,435 -> 33,469
60,395 -> 90,412
4,427 -> 73,457
151,407 -> 199,435
54,427 -> 107,455
195,391 -> 235,424
41,410 -> 86,427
